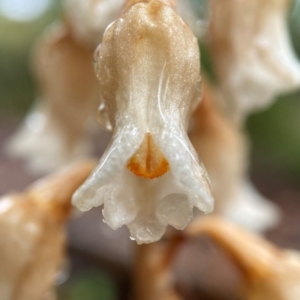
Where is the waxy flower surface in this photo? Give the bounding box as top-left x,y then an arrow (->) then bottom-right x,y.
73,1 -> 214,244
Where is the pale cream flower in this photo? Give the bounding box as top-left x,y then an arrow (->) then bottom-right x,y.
6,0 -> 121,173
64,0 -> 125,47
6,23 -> 98,173
73,1 -> 213,244
189,80 -> 280,232
209,0 -> 300,123
6,0 -> 203,173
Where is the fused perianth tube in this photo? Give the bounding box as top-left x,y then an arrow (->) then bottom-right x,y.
72,0 -> 214,244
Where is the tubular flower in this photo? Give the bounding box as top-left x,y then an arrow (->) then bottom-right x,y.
72,0 -> 214,244
189,80 -> 280,232
6,0 -> 205,173
6,0 -> 122,173
209,0 -> 300,123
6,23 -> 99,173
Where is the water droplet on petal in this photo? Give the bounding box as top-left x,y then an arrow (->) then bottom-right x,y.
97,103 -> 113,131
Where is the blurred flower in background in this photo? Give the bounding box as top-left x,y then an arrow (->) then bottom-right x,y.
0,1 -> 118,299
0,0 -> 60,112
247,0 -> 300,181
0,0 -> 300,299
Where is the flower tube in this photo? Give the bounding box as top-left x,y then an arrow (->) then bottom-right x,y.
73,0 -> 213,244
6,0 -> 207,173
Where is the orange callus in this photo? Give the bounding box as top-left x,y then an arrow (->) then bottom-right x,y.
127,133 -> 169,179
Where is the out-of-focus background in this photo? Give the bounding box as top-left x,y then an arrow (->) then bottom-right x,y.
0,0 -> 300,299
1,0 -> 300,179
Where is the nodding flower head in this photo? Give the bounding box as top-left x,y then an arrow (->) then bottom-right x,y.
72,0 -> 214,244
209,0 -> 300,122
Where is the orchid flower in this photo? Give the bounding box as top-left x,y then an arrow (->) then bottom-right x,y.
7,0 -> 205,173
6,23 -> 99,173
0,160 -> 95,300
72,0 -> 214,244
189,80 -> 280,232
209,0 -> 300,124
6,0 -> 123,173
187,216 -> 300,300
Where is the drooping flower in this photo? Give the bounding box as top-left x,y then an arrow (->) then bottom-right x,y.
6,0 -> 123,173
72,0 -> 214,244
6,23 -> 99,173
0,160 -> 95,300
6,0 -> 207,173
189,80 -> 280,232
208,0 -> 300,124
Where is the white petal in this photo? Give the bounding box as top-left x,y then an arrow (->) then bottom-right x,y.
72,122 -> 144,211
154,125 -> 213,213
128,218 -> 166,245
157,193 -> 193,230
103,171 -> 139,230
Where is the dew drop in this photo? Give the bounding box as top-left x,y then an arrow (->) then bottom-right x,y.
97,103 -> 113,131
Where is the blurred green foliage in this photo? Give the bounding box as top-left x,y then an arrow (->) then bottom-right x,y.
57,269 -> 118,300
0,0 -> 61,112
247,91 -> 300,181
246,1 -> 300,181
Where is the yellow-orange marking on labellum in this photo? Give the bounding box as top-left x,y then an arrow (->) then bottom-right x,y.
127,133 -> 169,179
